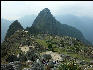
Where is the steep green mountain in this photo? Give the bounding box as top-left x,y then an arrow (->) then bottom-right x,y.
26,8 -> 89,45
5,20 -> 24,39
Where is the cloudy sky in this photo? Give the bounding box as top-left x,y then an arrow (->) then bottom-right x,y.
1,1 -> 93,20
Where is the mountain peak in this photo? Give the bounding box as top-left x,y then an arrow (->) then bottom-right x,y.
11,20 -> 20,25
42,8 -> 50,13
38,8 -> 52,16
5,20 -> 24,39
31,8 -> 54,27
13,20 -> 18,23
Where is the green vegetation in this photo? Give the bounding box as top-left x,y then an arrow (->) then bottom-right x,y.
36,39 -> 48,48
6,55 -> 18,62
1,30 -> 93,70
58,61 -> 82,70
26,50 -> 39,61
42,54 -> 52,60
19,53 -> 27,62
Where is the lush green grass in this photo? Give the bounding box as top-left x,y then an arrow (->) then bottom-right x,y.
36,39 -> 48,48
53,46 -> 92,62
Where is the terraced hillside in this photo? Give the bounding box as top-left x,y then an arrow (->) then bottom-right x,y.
1,30 -> 93,70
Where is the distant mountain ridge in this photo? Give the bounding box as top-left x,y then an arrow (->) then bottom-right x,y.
55,14 -> 93,44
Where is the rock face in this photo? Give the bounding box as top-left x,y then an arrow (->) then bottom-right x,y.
26,8 -> 88,44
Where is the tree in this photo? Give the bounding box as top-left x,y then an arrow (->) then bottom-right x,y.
6,55 -> 18,62
58,61 -> 82,70
48,61 -> 54,68
31,62 -> 44,70
48,43 -> 53,51
26,50 -> 38,62
19,53 -> 27,62
42,54 -> 52,61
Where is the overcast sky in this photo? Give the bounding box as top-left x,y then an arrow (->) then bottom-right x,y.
1,1 -> 93,20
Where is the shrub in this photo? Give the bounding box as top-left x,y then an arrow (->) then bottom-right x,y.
31,62 -> 44,70
6,55 -> 18,62
58,61 -> 82,70
19,53 -> 27,62
26,50 -> 38,62
42,54 -> 52,60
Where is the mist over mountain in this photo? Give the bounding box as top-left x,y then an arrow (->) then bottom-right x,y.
1,19 -> 12,43
55,14 -> 93,44
18,14 -> 36,29
79,16 -> 93,43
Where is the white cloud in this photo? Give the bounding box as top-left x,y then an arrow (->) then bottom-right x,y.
1,1 -> 93,20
